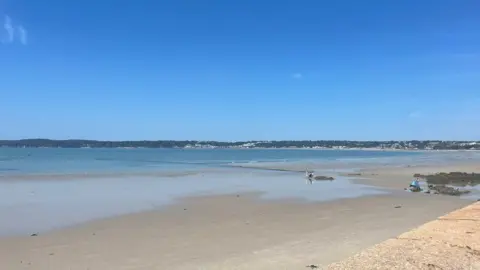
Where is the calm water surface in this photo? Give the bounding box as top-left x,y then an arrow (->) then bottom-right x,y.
1,148 -> 477,236
0,148 -> 420,175
0,171 -> 388,236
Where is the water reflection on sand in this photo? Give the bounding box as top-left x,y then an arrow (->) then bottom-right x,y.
0,169 -> 386,236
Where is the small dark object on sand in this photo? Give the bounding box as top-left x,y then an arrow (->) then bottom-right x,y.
236,194 -> 240,197
184,208 -> 187,211
313,175 -> 335,181
394,205 -> 401,208
347,173 -> 362,176
409,186 -> 422,192
30,233 -> 38,237
306,265 -> 319,269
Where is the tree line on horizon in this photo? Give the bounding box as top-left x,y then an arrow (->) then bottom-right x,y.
0,139 -> 479,150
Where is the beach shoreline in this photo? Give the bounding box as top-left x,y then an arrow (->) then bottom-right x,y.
0,191 -> 472,270
1,150 -> 479,269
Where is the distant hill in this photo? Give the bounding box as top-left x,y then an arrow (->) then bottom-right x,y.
0,139 -> 479,150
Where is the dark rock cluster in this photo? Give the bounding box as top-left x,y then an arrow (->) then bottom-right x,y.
313,175 -> 335,181
414,172 -> 480,187
427,184 -> 471,196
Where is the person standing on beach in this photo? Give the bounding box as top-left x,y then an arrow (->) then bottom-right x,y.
409,178 -> 421,191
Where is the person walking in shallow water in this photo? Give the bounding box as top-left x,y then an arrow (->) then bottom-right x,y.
305,169 -> 314,184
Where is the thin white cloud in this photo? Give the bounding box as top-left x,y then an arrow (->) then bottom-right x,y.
17,25 -> 27,45
2,15 -> 14,43
292,73 -> 303,79
2,15 -> 27,45
408,111 -> 422,118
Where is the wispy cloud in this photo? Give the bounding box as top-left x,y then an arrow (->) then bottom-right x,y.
2,15 -> 14,43
17,25 -> 27,45
292,73 -> 303,79
408,111 -> 422,118
2,15 -> 27,45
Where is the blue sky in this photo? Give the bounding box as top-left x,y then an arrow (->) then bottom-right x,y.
1,0 -> 479,141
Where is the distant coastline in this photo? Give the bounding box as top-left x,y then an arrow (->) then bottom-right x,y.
1,139 -> 479,150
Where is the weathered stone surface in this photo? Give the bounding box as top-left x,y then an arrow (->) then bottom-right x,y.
440,203 -> 480,221
398,220 -> 480,250
327,202 -> 480,270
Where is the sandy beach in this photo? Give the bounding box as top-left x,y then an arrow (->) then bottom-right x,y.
327,201 -> 480,269
0,157 -> 479,269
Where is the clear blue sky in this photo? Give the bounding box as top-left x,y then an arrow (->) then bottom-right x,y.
1,0 -> 479,141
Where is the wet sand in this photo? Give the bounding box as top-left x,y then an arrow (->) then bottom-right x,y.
0,171 -> 384,236
0,193 -> 472,269
0,161 -> 479,269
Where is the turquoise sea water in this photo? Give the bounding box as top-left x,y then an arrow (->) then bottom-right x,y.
0,148 -> 420,175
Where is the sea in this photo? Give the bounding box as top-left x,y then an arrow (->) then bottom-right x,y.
0,147 -> 424,175
0,148 -> 478,236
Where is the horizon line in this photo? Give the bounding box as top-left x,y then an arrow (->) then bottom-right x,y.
1,138 -> 479,143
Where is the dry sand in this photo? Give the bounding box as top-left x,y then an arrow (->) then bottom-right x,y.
0,163 -> 479,269
327,202 -> 480,269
